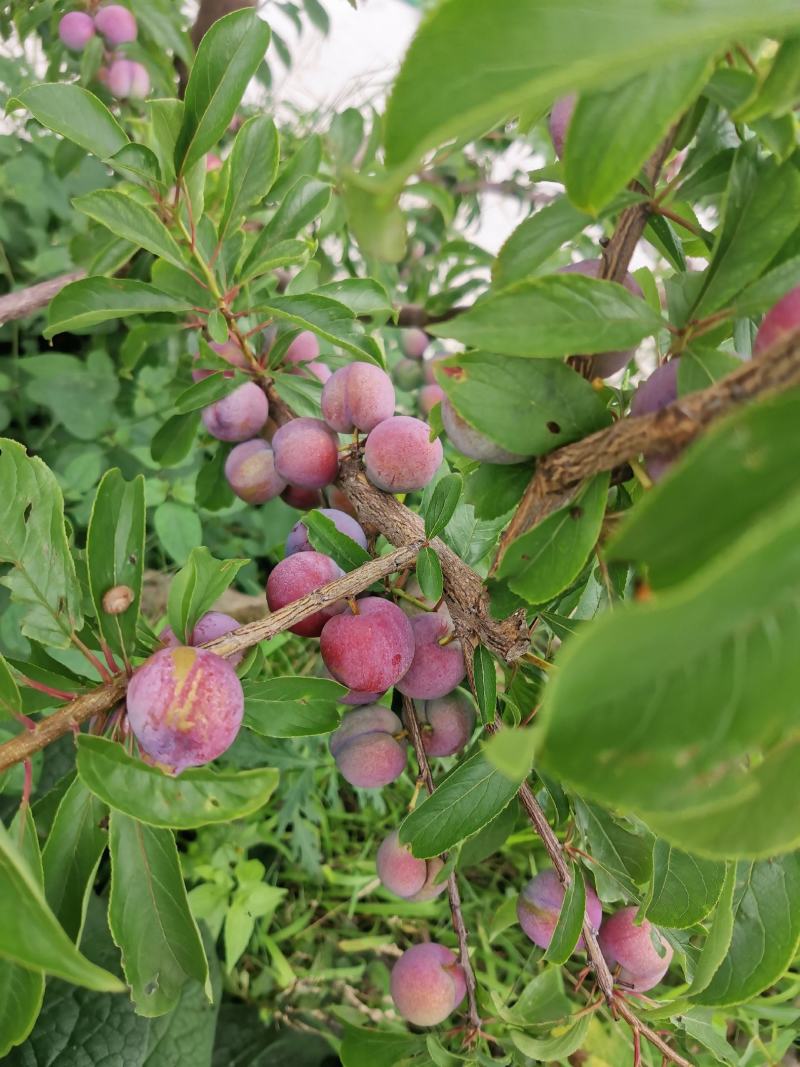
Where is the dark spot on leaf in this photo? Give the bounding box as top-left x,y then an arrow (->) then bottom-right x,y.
144,979 -> 159,995
23,503 -> 33,523
569,507 -> 583,520
209,796 -> 220,807
129,553 -> 138,565
546,421 -> 561,434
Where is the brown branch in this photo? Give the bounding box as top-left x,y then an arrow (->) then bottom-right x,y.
0,270 -> 86,325
403,696 -> 482,1036
0,541 -> 423,773
337,452 -> 529,664
491,325 -> 800,573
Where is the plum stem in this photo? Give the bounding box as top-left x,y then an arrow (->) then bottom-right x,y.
403,695 -> 483,1039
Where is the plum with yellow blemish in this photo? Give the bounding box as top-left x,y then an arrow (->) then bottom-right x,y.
125,646 -> 244,773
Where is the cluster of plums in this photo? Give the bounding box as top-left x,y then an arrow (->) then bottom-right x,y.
58,4 -> 149,99
196,331 -> 446,510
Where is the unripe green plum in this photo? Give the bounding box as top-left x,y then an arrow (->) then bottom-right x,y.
376,830 -> 447,902
126,646 -> 243,773
402,328 -> 429,360
390,943 -> 466,1026
106,59 -> 149,99
413,692 -> 475,757
285,508 -> 367,555
321,362 -> 396,434
364,416 -> 442,493
321,597 -> 415,692
329,705 -> 406,788
394,358 -> 425,391
599,907 -> 673,992
441,396 -> 527,464
159,611 -> 244,668
202,382 -> 268,442
94,3 -> 137,43
225,439 -> 286,504
517,869 -> 602,952
754,284 -> 800,355
395,613 -> 465,700
266,551 -> 345,637
272,418 -> 340,490
59,11 -> 95,50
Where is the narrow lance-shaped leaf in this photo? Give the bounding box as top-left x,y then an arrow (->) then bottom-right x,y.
564,55 -> 712,214
45,278 -> 192,339
244,677 -> 345,738
544,862 -> 586,965
175,9 -> 271,176
424,473 -> 462,540
415,547 -> 443,605
472,645 -> 496,724
167,546 -> 249,643
220,114 -> 280,237
108,812 -> 209,1017
72,190 -> 187,270
77,735 -> 279,829
86,470 -> 146,661
8,83 -> 128,159
428,275 -> 663,358
399,752 -> 522,858
0,438 -> 83,648
645,841 -> 726,929
0,822 -> 123,992
0,653 -> 21,722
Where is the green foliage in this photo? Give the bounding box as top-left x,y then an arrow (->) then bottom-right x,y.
2,0 -> 800,1060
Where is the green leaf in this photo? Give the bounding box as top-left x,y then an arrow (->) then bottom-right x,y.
0,438 -> 83,648
436,352 -> 610,457
608,389 -> 800,588
302,511 -> 372,572
73,190 -> 186,270
220,115 -> 280,238
564,55 -> 712,214
86,470 -> 146,662
151,412 -> 200,468
692,148 -> 800,317
21,352 -> 120,441
9,83 -> 128,159
0,653 -> 21,722
42,777 -> 108,943
244,677 -> 345,737
424,473 -> 462,540
175,9 -> 271,176
464,462 -> 531,521
573,799 -> 653,899
341,177 -> 407,264
173,371 -> 241,415
108,812 -> 209,1017
731,253 -> 800,318
472,645 -> 497,724
544,862 -> 586,965
677,350 -> 742,395
688,863 -> 736,996
428,275 -> 662,358
510,1014 -> 591,1062
541,489 -> 800,859
252,293 -> 381,364
736,36 -> 800,121
0,821 -> 122,992
399,752 -> 522,858
77,735 -> 279,829
645,841 -> 726,929
484,726 -> 537,781
498,474 -> 609,604
147,97 -> 184,185
238,237 -> 312,283
694,855 -> 800,1007
45,278 -> 191,338
383,0 -> 800,174
166,546 -> 248,643
241,178 -> 331,275
314,278 -> 393,318
493,197 -> 591,288
107,143 -> 163,186
153,501 -> 202,565
340,1023 -> 422,1067
415,547 -> 443,605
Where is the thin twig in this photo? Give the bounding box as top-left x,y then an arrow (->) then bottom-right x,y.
402,695 -> 482,1037
0,542 -> 423,773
